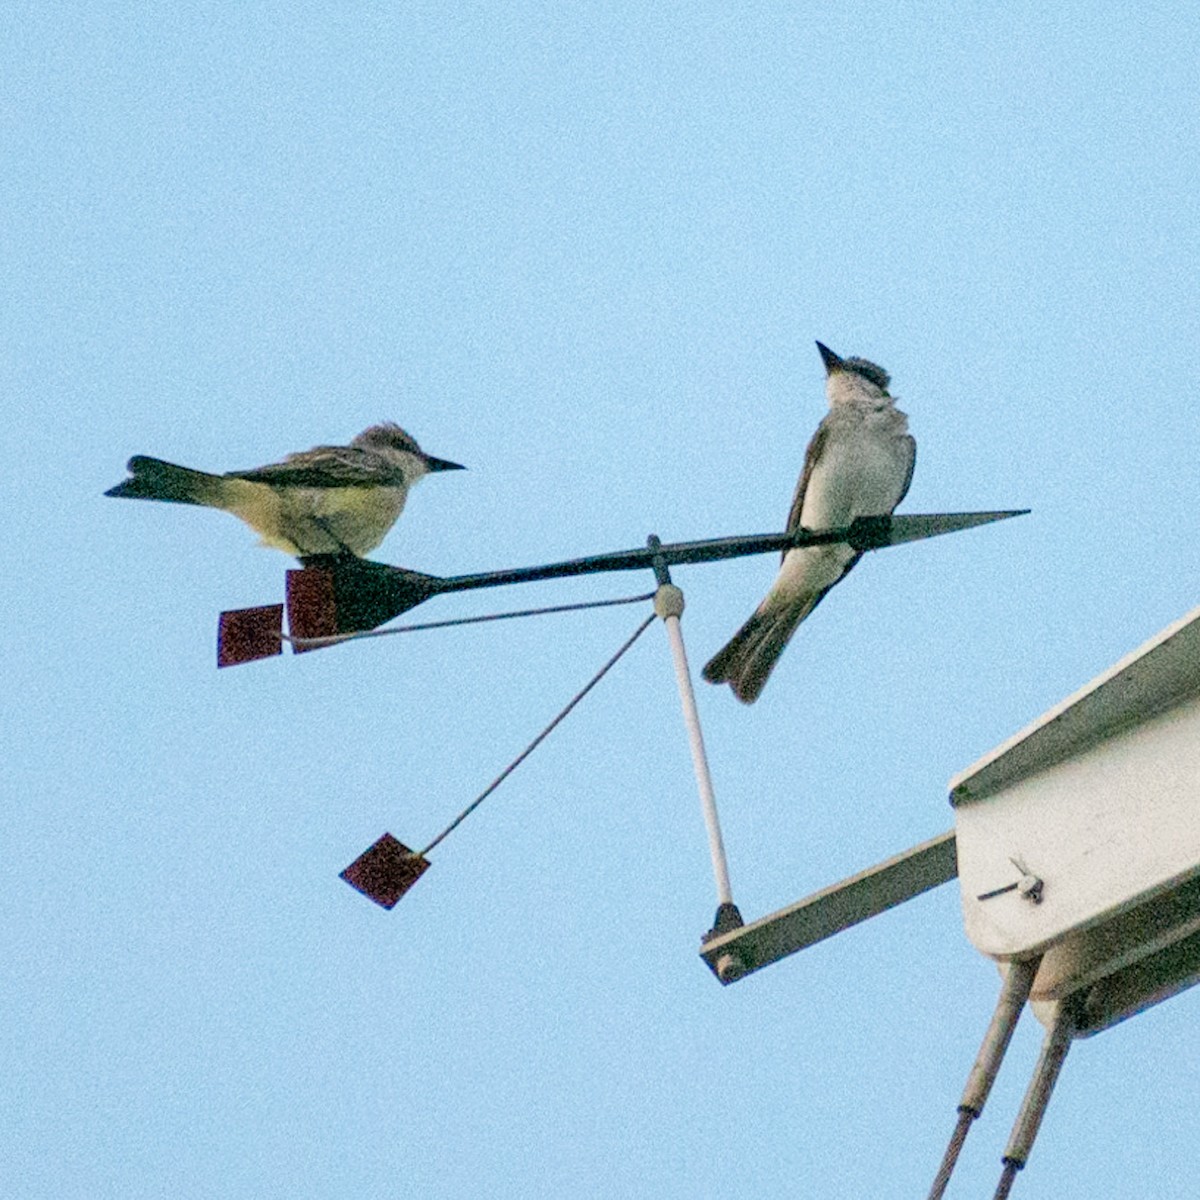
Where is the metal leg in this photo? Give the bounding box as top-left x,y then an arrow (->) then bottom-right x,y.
928,957 -> 1041,1200
928,1110 -> 974,1200
658,592 -> 734,906
991,997 -> 1077,1199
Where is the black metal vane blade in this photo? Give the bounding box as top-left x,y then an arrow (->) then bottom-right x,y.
848,510 -> 1029,551
287,558 -> 448,648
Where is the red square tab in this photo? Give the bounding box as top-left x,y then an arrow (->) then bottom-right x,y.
341,834 -> 430,908
217,605 -> 284,667
287,567 -> 338,651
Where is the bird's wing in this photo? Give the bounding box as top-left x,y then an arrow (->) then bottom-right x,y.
896,434 -> 917,507
781,417 -> 830,560
227,445 -> 404,488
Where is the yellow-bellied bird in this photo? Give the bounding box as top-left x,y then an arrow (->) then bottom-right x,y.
105,423 -> 464,559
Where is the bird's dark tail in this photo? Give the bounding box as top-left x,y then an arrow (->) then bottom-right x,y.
702,593 -> 823,704
105,456 -> 228,507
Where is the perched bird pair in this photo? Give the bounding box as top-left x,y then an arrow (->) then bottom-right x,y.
105,422 -> 464,559
107,340 -> 912,703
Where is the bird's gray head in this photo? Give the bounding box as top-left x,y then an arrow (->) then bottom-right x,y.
353,423 -> 465,478
816,341 -> 891,401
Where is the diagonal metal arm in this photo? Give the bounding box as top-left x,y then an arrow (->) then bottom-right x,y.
699,830 -> 959,983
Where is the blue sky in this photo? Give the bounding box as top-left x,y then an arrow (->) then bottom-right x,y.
6,5 -> 1200,1197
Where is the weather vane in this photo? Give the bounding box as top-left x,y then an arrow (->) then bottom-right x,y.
106,418 -> 1026,922
130,342 -> 1194,1197
102,341 -> 1026,939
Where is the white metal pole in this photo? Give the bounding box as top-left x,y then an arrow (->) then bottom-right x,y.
654,583 -> 734,908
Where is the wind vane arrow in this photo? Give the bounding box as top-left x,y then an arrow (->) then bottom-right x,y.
216,509 -> 1029,666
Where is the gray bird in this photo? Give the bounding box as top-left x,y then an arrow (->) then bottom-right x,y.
703,342 -> 915,703
105,422 -> 464,559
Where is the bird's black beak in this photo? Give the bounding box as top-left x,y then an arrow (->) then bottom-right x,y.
423,455 -> 466,472
816,341 -> 844,374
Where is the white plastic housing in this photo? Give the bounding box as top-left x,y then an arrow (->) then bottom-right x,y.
951,605 -> 1200,1007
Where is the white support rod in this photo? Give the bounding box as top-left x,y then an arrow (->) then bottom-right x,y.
655,586 -> 734,907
